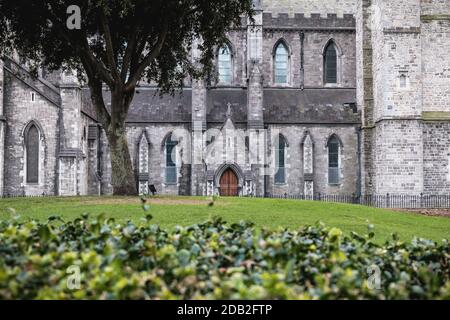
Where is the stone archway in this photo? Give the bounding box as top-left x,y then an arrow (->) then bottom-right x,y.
214,163 -> 244,197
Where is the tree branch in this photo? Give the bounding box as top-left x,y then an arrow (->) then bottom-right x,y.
99,8 -> 120,83
79,36 -> 115,87
124,20 -> 169,92
44,6 -> 115,87
88,77 -> 111,129
120,30 -> 138,82
120,6 -> 142,82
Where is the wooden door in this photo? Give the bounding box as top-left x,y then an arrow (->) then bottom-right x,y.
220,169 -> 239,196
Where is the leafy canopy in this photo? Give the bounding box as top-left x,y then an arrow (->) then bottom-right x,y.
0,0 -> 254,93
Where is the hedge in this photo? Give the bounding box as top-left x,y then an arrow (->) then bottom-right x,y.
0,213 -> 449,300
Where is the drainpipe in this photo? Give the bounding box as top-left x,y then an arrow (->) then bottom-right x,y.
97,125 -> 103,196
356,125 -> 362,197
300,31 -> 305,90
264,124 -> 270,197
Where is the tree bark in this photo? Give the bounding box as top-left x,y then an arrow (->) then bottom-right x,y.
91,85 -> 137,196
106,123 -> 137,196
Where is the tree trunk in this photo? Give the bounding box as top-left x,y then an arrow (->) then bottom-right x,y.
88,79 -> 138,196
107,125 -> 137,196
104,90 -> 137,196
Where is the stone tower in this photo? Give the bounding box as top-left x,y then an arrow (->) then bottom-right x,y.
359,0 -> 424,195
420,0 -> 450,194
358,0 -> 450,195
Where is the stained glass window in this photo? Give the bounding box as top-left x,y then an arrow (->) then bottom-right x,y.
275,43 -> 288,84
328,136 -> 340,184
325,43 -> 337,84
218,45 -> 232,84
165,135 -> 177,184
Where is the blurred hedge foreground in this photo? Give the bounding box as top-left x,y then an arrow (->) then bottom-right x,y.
0,213 -> 449,300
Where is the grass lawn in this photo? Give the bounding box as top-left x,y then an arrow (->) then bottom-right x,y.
0,196 -> 449,243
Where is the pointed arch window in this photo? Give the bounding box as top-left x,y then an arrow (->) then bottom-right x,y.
274,42 -> 289,84
328,135 -> 340,185
218,44 -> 232,84
165,135 -> 177,184
324,42 -> 338,84
26,124 -> 40,183
275,135 -> 287,184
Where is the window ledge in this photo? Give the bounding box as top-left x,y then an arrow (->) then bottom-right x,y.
324,83 -> 342,88
272,84 -> 292,88
215,83 -> 234,88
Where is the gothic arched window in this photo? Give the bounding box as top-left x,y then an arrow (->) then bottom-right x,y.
275,135 -> 287,184
26,124 -> 40,183
165,135 -> 177,184
324,42 -> 338,84
274,42 -> 289,84
328,135 -> 340,184
218,44 -> 232,84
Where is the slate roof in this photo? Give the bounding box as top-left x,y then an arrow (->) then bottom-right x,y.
263,13 -> 356,30
81,87 -> 358,125
263,89 -> 358,124
126,88 -> 192,123
207,89 -> 248,123
81,87 -> 192,123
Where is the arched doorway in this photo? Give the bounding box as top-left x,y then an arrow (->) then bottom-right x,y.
219,168 -> 239,196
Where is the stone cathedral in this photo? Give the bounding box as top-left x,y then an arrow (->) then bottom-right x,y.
0,0 -> 449,198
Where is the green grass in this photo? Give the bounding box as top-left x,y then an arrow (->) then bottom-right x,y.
1,196 -> 449,243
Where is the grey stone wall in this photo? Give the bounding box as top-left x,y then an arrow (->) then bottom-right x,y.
262,30 -> 302,88
59,78 -> 90,196
3,72 -> 59,196
373,120 -> 424,194
357,0 -> 375,195
423,122 -> 450,195
261,23 -> 356,89
125,124 -> 192,196
266,124 -> 359,196
247,8 -> 264,129
422,0 -> 450,14
263,0 -> 356,18
421,2 -> 450,113
303,31 -> 356,88
358,0 -> 450,196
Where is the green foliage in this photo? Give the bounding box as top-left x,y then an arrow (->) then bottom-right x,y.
0,215 -> 449,300
0,0 -> 254,93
